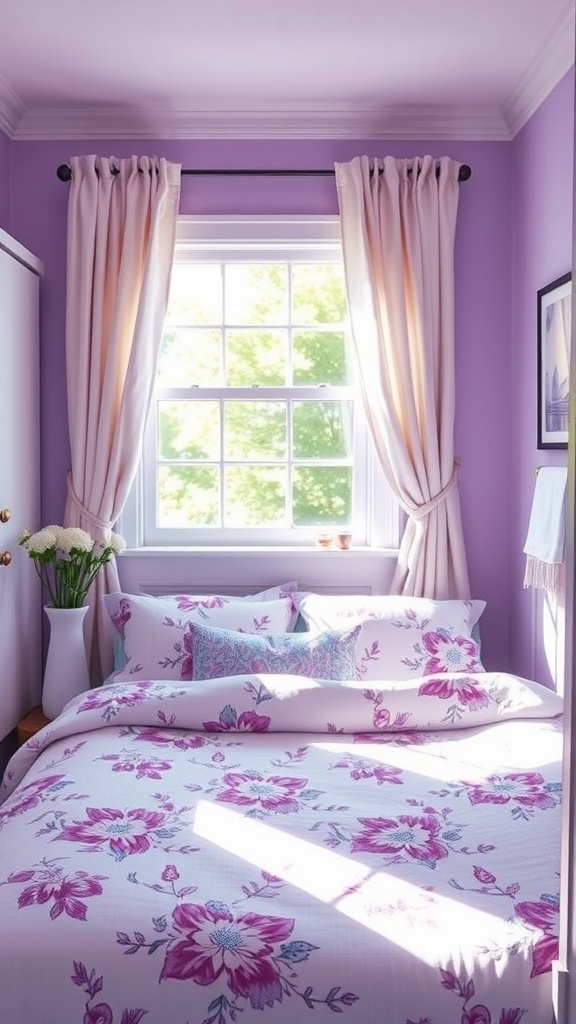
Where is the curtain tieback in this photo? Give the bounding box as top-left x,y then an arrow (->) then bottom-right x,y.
401,458 -> 461,521
66,471 -> 113,537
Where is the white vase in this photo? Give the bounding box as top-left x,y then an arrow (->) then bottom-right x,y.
42,605 -> 90,719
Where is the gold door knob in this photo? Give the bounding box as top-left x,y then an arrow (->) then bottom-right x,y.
0,551 -> 11,566
0,509 -> 10,524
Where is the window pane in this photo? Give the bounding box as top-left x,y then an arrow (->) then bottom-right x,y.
293,330 -> 349,385
293,466 -> 352,526
138,218 -> 394,547
292,264 -> 348,323
166,264 -> 223,324
158,328 -> 222,386
225,264 -> 288,324
158,401 -> 220,460
225,466 -> 286,526
158,465 -> 220,527
293,401 -> 353,459
225,402 -> 286,460
226,329 -> 287,386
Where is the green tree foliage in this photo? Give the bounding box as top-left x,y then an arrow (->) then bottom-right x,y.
156,261 -> 352,529
293,467 -> 352,526
158,466 -> 219,527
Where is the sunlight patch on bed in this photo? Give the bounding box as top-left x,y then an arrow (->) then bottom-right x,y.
194,799 -> 370,901
192,801 -> 524,972
309,738 -> 469,782
309,718 -> 561,779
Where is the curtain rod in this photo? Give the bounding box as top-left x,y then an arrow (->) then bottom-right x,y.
56,163 -> 472,183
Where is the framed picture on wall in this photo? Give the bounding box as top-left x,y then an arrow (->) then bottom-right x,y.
537,271 -> 572,450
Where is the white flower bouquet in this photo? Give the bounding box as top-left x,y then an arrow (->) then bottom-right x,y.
19,525 -> 126,608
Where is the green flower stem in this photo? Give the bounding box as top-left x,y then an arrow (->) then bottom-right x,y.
32,548 -> 115,608
51,549 -> 114,608
32,560 -> 58,607
19,526 -> 125,609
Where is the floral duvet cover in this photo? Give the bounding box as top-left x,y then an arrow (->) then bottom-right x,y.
0,671 -> 564,1024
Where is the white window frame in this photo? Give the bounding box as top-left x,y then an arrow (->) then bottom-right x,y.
121,215 -> 398,551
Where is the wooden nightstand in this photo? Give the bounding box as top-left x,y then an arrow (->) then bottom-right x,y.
17,705 -> 51,745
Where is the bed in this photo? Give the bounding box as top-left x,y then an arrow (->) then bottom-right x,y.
0,587 -> 564,1024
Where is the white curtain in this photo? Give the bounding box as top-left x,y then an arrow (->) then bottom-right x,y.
335,155 -> 470,599
64,154 -> 181,680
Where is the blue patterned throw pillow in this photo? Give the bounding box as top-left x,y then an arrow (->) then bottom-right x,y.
189,621 -> 362,681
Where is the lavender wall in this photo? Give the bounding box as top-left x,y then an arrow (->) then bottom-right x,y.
7,135 -> 516,672
509,68 -> 574,687
0,129 -> 11,231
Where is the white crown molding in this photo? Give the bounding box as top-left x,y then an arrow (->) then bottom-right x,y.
11,104 -> 512,141
2,9 -> 573,144
502,1 -> 575,137
0,71 -> 26,138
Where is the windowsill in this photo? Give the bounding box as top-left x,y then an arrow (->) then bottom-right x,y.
121,546 -> 398,558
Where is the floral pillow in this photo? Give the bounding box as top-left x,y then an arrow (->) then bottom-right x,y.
295,593 -> 486,681
105,581 -> 297,631
104,590 -> 299,683
186,621 -> 362,681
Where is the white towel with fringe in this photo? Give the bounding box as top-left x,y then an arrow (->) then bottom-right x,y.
523,466 -> 567,594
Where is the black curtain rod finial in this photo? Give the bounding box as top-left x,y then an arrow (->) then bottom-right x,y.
57,163 -> 72,181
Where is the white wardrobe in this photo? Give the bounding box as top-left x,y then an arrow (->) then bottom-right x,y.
0,227 -> 43,744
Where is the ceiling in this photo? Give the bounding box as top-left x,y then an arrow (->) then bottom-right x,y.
0,0 -> 574,141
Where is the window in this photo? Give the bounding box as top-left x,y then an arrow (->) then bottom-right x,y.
126,216 -> 397,549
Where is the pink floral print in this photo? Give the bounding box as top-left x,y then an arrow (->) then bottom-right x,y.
515,895 -> 559,977
72,961 -> 146,1024
406,968 -> 526,1024
353,729 -> 427,746
363,688 -> 412,730
56,806 -> 170,859
150,895 -> 358,1020
418,675 -> 489,708
356,637 -> 382,675
420,631 -> 481,674
105,592 -> 298,685
331,754 -> 404,785
215,771 -> 310,813
132,726 -> 207,750
77,686 -> 150,717
202,704 -> 271,732
162,864 -> 180,881
160,902 -> 294,1008
175,595 -> 225,612
465,773 -> 560,814
0,774 -> 67,826
109,596 -> 132,639
352,813 -> 450,865
124,862 -> 198,903
3,861 -> 106,920
0,672 -> 562,1024
449,864 -> 520,901
100,752 -> 173,780
178,625 -> 194,678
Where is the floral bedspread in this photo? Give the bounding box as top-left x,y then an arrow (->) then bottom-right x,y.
0,672 -> 564,1024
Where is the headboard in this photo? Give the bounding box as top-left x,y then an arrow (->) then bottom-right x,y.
117,549 -> 396,599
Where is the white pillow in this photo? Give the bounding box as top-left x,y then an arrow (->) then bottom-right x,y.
295,593 -> 486,681
104,587 -> 298,683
